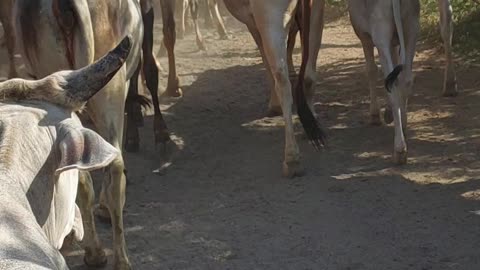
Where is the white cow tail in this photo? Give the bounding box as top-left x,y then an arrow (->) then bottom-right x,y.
385,0 -> 405,92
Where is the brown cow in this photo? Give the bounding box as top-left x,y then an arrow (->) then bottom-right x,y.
223,0 -> 325,177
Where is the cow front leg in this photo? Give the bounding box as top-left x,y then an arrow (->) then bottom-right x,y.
77,172 -> 107,267
160,0 -> 183,97
438,0 -> 457,96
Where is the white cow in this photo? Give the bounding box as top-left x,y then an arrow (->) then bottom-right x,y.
14,1 -> 143,268
347,0 -> 420,164
0,38 -> 130,269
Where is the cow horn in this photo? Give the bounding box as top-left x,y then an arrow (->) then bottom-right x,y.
0,36 -> 132,109
61,35 -> 132,106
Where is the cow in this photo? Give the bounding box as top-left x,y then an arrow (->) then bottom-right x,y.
179,0 -> 229,50
124,0 -> 174,152
347,0 -> 420,164
0,38 -> 128,269
222,0 -> 326,177
14,1 -> 142,269
287,0 -> 457,97
125,0 -> 182,152
0,0 -> 17,78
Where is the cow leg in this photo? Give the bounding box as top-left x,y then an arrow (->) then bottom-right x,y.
400,13 -> 420,141
375,38 -> 408,164
190,0 -> 206,51
208,0 -> 229,39
124,61 -> 142,153
88,72 -> 131,270
287,23 -> 299,77
304,0 -> 325,115
143,6 -> 171,145
246,24 -> 280,116
179,0 -> 188,39
203,0 -> 214,28
77,172 -> 107,267
251,1 -> 300,177
383,45 -> 401,125
0,1 -> 17,79
160,0 -> 183,97
360,39 -> 381,125
438,0 -> 457,96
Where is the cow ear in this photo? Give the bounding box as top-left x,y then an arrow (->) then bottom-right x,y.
55,126 -> 119,174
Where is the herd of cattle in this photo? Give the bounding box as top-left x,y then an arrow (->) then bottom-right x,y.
0,0 -> 458,269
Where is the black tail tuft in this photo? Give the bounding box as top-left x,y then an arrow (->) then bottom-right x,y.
132,94 -> 152,109
385,65 -> 404,93
296,83 -> 327,151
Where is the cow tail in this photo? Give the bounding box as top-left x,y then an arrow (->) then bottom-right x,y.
386,0 -> 405,92
52,0 -> 94,69
296,0 -> 326,150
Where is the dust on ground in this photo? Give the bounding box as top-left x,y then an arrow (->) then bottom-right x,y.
1,13 -> 480,270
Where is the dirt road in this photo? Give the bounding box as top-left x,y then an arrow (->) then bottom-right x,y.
2,14 -> 480,270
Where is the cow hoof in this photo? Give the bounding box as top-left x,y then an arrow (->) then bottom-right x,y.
370,114 -> 382,126
124,139 -> 140,153
393,151 -> 408,165
267,106 -> 282,117
84,249 -> 108,268
283,161 -> 304,178
383,108 -> 394,124
94,204 -> 111,224
165,87 -> 183,98
442,80 -> 458,97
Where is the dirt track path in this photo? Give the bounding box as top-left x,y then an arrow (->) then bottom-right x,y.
2,14 -> 480,270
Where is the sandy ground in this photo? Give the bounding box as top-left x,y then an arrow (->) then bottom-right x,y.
2,12 -> 480,270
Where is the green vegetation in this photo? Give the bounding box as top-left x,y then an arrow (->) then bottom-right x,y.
421,0 -> 480,62
325,0 -> 480,62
